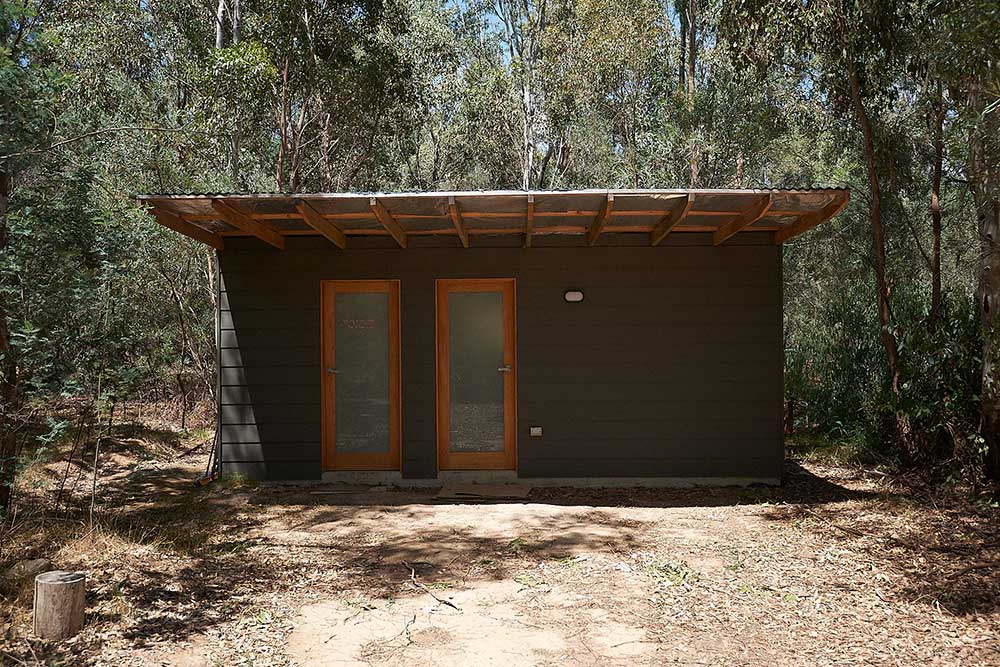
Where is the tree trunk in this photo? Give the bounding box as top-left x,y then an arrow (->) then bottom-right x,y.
229,0 -> 242,184
498,0 -> 544,191
928,80 -> 944,333
521,80 -> 534,190
213,0 -> 242,183
686,0 -> 696,104
686,0 -> 698,186
0,169 -> 17,512
288,95 -> 310,192
215,0 -> 226,49
275,55 -> 291,190
847,62 -> 903,395
979,198 -> 1000,480
967,79 -> 1000,481
677,0 -> 687,91
231,0 -> 241,42
536,143 -> 553,189
321,112 -> 333,190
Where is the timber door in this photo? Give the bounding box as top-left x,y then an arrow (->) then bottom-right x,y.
436,279 -> 517,470
321,281 -> 401,470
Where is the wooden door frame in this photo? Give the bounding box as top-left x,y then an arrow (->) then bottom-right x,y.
435,278 -> 517,471
321,280 -> 401,471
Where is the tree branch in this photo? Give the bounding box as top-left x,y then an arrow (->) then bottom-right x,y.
0,126 -> 197,161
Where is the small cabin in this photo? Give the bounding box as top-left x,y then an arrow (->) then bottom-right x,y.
140,189 -> 848,485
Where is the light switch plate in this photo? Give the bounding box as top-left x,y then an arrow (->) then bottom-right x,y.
529,426 -> 543,437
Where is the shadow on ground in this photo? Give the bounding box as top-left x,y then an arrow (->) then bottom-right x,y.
245,459 -> 870,511
759,463 -> 1000,616
9,455 -> 999,666
74,460 -> 864,647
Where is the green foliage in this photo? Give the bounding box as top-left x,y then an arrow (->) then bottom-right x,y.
1,2 -> 70,164
4,160 -> 212,401
785,273 -> 884,439
646,558 -> 696,587
896,296 -> 981,462
786,276 -> 982,468
0,0 -> 996,484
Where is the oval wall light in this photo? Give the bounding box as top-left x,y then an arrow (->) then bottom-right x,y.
564,290 -> 585,303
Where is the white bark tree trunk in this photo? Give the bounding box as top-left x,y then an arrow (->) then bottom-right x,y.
215,0 -> 226,49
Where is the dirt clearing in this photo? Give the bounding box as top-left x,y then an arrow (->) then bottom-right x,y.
2,434 -> 999,666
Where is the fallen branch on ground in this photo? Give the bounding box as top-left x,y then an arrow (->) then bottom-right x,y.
402,562 -> 461,611
946,561 -> 1000,579
801,507 -> 866,537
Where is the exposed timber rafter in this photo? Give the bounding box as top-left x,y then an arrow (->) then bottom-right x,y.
149,207 -> 225,250
651,194 -> 693,246
448,196 -> 470,248
369,197 -> 407,248
143,189 -> 853,249
295,199 -> 346,249
524,193 -> 535,248
211,199 -> 285,249
712,195 -> 774,246
586,193 -> 615,246
773,193 -> 850,244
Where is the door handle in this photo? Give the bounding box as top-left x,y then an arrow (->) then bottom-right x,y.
497,365 -> 511,373
326,367 -> 339,374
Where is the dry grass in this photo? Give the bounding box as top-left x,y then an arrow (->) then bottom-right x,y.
0,419 -> 998,666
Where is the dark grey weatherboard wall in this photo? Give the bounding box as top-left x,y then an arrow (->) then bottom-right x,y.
218,233 -> 783,481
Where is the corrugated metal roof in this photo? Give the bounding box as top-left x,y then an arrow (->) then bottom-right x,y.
138,187 -> 848,198
138,188 -> 851,249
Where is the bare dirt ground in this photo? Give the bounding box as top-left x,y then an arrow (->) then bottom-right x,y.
2,425 -> 1000,666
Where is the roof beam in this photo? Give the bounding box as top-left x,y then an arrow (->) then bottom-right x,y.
524,194 -> 535,247
295,199 -> 345,249
150,208 -> 225,251
369,197 -> 407,248
211,200 -> 285,249
712,195 -> 774,246
447,196 -> 470,248
774,193 -> 850,244
650,194 -> 693,246
181,207 -> 822,222
586,193 -> 615,246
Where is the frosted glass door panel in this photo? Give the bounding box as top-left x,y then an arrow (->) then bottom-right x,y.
435,278 -> 515,471
448,291 -> 504,452
335,292 -> 390,454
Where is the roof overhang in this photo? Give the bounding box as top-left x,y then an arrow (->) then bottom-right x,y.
137,188 -> 850,250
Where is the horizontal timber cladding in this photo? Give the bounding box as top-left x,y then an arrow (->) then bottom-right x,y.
217,233 -> 783,481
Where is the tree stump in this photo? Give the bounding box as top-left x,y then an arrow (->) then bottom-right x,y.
33,571 -> 86,640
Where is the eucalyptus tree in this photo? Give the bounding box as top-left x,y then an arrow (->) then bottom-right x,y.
1,0 -> 225,510
397,0 -> 525,189
1,0 -> 69,509
490,0 -> 549,189
933,0 -> 1000,478
394,0 -> 462,189
674,0 -> 697,182
558,0 -> 674,187
721,0 -> 917,411
721,0 -> 1000,471
229,0 -> 420,191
